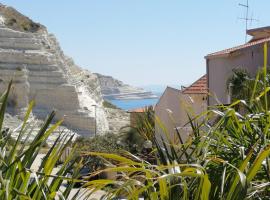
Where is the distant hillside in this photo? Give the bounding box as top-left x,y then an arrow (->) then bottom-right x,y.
141,84 -> 180,97
95,73 -> 158,100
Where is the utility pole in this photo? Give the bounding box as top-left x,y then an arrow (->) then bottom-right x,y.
92,105 -> 97,136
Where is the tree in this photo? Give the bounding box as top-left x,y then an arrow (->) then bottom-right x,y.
227,68 -> 252,102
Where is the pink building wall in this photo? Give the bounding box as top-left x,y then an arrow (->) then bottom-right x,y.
207,42 -> 269,106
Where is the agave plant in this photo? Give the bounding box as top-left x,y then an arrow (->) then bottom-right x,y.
0,81 -> 82,200
83,43 -> 270,200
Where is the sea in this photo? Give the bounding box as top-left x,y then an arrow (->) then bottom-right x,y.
109,98 -> 159,111
108,88 -> 164,111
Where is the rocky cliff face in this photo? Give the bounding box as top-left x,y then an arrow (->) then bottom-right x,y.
0,4 -> 129,137
95,73 -> 157,100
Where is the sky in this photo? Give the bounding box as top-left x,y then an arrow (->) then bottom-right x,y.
1,0 -> 269,88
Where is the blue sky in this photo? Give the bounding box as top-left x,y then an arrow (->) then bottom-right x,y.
1,1 -> 269,87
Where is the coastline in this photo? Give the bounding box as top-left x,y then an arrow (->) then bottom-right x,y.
109,98 -> 159,111
103,93 -> 158,100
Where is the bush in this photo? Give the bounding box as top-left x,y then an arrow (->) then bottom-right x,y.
7,18 -> 16,26
74,134 -> 125,172
120,105 -> 155,154
102,100 -> 118,109
119,128 -> 145,154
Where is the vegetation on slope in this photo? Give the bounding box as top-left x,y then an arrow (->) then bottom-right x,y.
102,100 -> 119,109
0,4 -> 44,32
74,134 -> 123,174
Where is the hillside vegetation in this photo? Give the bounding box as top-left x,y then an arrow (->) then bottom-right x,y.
0,4 -> 44,32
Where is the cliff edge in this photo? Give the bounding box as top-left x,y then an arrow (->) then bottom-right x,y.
0,4 -> 130,137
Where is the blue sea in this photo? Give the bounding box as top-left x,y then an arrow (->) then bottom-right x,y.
109,98 -> 159,111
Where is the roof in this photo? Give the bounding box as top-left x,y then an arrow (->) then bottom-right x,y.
128,105 -> 155,113
182,75 -> 208,94
247,26 -> 270,42
206,36 -> 270,59
128,107 -> 145,113
155,86 -> 181,108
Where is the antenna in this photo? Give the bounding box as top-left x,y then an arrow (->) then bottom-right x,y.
238,0 -> 259,42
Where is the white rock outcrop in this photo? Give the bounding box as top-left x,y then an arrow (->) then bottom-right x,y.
0,5 -> 129,137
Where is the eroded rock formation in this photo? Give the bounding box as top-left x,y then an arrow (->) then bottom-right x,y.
0,4 -> 129,137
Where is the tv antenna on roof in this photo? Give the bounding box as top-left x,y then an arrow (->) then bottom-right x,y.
238,0 -> 259,42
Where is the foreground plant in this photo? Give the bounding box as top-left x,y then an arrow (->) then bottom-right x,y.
0,82 -> 81,199
120,106 -> 155,154
84,43 -> 270,200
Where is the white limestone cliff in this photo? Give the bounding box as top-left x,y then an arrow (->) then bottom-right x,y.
0,4 -> 129,137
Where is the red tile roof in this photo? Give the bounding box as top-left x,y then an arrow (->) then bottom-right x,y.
182,75 -> 208,94
206,37 -> 270,58
128,105 -> 155,113
128,107 -> 145,113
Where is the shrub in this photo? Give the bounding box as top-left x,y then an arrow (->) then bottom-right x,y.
227,68 -> 251,102
74,134 -> 124,172
7,18 -> 16,26
227,67 -> 270,104
119,128 -> 145,154
16,66 -> 22,71
102,100 -> 118,109
120,105 -> 155,154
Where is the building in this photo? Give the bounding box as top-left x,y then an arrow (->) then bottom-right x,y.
206,26 -> 270,106
128,107 -> 148,127
155,75 -> 208,145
